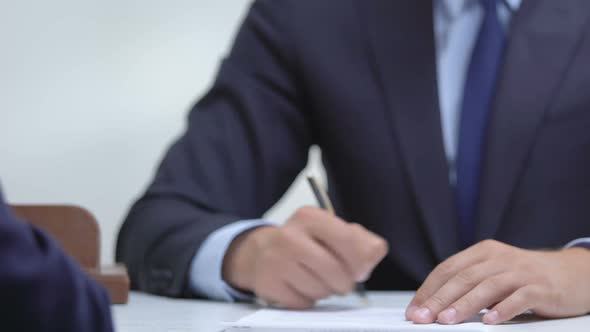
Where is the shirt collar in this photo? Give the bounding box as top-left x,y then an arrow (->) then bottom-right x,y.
439,0 -> 523,21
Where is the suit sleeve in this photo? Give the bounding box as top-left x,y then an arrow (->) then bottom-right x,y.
0,195 -> 113,332
116,0 -> 313,298
565,238 -> 590,249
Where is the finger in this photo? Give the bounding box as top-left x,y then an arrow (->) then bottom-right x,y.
321,222 -> 387,281
346,223 -> 389,280
290,230 -> 355,295
252,246 -> 315,309
283,261 -> 333,301
410,261 -> 508,324
437,272 -> 525,324
483,285 -> 543,325
256,278 -> 315,310
292,207 -> 388,281
407,240 -> 499,317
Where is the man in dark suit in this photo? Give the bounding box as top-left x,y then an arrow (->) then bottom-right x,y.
117,0 -> 590,325
0,188 -> 113,331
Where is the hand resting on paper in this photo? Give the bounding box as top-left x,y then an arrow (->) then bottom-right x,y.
406,240 -> 590,325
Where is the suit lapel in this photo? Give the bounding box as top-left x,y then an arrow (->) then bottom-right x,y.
476,0 -> 590,240
360,0 -> 460,261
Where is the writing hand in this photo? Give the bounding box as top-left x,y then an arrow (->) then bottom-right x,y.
223,206 -> 388,309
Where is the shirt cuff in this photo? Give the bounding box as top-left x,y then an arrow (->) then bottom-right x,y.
564,237 -> 590,249
189,219 -> 273,301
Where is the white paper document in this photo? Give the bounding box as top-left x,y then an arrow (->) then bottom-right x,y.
224,307 -> 488,332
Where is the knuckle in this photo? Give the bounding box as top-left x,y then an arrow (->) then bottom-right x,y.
273,230 -> 295,248
510,288 -> 531,306
434,261 -> 457,280
426,294 -> 448,310
519,287 -> 534,300
430,294 -> 446,306
365,237 -> 389,262
480,239 -> 499,249
521,285 -> 542,301
481,275 -> 505,293
349,222 -> 365,232
413,289 -> 430,305
344,223 -> 359,240
294,206 -> 315,222
260,245 -> 282,265
497,298 -> 515,313
255,227 -> 280,251
455,295 -> 475,312
515,261 -> 534,274
455,269 -> 478,287
505,293 -> 524,310
374,237 -> 389,255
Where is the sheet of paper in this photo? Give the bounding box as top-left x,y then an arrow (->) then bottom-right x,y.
224,306 -> 488,332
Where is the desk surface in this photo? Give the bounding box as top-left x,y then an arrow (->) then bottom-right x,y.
113,291 -> 590,331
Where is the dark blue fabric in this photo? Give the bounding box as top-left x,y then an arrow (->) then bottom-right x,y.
0,189 -> 113,332
573,243 -> 590,249
456,0 -> 506,248
116,0 -> 590,297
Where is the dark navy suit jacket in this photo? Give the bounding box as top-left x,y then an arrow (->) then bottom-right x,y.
0,191 -> 113,331
117,0 -> 590,297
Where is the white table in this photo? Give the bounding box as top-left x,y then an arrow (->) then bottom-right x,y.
113,291 -> 590,331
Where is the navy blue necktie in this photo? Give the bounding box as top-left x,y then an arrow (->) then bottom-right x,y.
456,0 -> 506,248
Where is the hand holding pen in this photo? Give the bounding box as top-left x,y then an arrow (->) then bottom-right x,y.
307,176 -> 371,304
222,177 -> 389,309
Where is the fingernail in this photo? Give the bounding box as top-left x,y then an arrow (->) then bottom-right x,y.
405,305 -> 418,319
484,310 -> 500,325
414,308 -> 433,322
357,271 -> 371,282
438,308 -> 457,324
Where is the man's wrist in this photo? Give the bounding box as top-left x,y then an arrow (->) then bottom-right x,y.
563,247 -> 590,313
222,226 -> 276,291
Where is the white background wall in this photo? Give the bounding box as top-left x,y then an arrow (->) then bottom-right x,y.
0,0 -> 323,264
